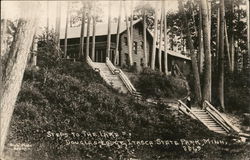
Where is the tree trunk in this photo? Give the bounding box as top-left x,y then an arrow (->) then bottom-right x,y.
107,1 -> 111,59
79,2 -> 86,60
151,2 -> 158,70
64,2 -> 70,58
91,15 -> 96,61
30,35 -> 38,67
114,1 -> 122,65
164,0 -> 168,75
46,1 -> 49,43
198,3 -> 204,74
0,2 -> 39,156
55,1 -> 61,57
124,1 -> 133,66
218,0 -> 225,110
247,0 -> 250,71
158,2 -> 164,72
86,5 -> 91,59
216,6 -> 220,73
200,0 -> 212,103
179,0 -> 202,103
229,0 -> 235,72
225,22 -> 232,70
143,5 -> 148,67
91,2 -> 96,61
130,1 -> 134,57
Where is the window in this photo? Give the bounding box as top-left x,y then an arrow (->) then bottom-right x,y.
125,53 -> 129,65
133,41 -> 137,54
139,27 -> 143,35
140,58 -> 144,67
124,37 -> 128,45
140,41 -> 144,49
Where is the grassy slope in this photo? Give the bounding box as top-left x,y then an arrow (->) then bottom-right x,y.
4,54 -> 250,160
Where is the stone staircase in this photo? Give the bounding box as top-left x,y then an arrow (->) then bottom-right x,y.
191,108 -> 228,134
93,62 -> 128,94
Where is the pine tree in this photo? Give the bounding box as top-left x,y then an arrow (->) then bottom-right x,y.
79,2 -> 86,60
0,2 -> 40,156
218,0 -> 225,110
158,2 -> 164,72
107,1 -> 111,60
163,0 -> 168,75
115,1 -> 122,65
124,1 -> 133,66
179,0 -> 202,103
151,2 -> 158,70
91,1 -> 96,61
64,1 -> 70,58
200,0 -> 212,103
143,3 -> 148,67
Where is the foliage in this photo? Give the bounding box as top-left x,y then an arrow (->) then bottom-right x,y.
224,71 -> 250,113
5,51 -> 250,159
135,68 -> 189,99
38,28 -> 63,59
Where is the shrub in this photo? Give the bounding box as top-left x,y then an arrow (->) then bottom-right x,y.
135,68 -> 189,99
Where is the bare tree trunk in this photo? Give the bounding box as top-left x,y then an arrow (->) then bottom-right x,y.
225,22 -> 232,70
198,3 -> 204,74
218,0 -> 225,110
55,1 -> 61,57
124,1 -> 133,66
151,2 -> 158,70
79,2 -> 86,60
64,2 -> 70,58
130,0 -> 134,55
107,1 -> 111,59
86,4 -> 91,59
200,0 -> 212,102
179,0 -> 202,103
216,6 -> 220,73
30,35 -> 38,67
247,0 -> 250,71
143,5 -> 148,67
0,2 -> 39,156
115,1 -> 122,65
158,2 -> 164,72
229,0 -> 235,72
91,16 -> 96,61
46,1 -> 49,43
164,0 -> 168,75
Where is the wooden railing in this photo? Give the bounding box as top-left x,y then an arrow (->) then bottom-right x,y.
204,100 -> 240,134
178,100 -> 201,120
106,57 -> 141,97
87,56 -> 109,82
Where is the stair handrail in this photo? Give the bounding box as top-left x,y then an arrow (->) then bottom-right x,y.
87,56 -> 109,82
106,57 -> 118,74
106,57 -> 138,95
204,100 -> 241,133
87,56 -> 95,69
178,100 -> 204,122
205,109 -> 231,132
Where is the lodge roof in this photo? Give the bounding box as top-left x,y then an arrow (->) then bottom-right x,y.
59,19 -> 142,39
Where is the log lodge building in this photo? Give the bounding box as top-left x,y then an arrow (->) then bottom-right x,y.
60,19 -> 191,75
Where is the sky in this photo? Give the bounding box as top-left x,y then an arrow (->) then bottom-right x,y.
1,1 -> 179,32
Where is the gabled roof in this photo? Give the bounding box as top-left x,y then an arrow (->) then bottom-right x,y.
60,19 -> 142,39
147,29 -> 191,60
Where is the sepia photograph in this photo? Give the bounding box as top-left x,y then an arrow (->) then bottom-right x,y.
0,0 -> 250,159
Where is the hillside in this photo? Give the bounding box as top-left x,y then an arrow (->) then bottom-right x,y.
4,54 -> 250,160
